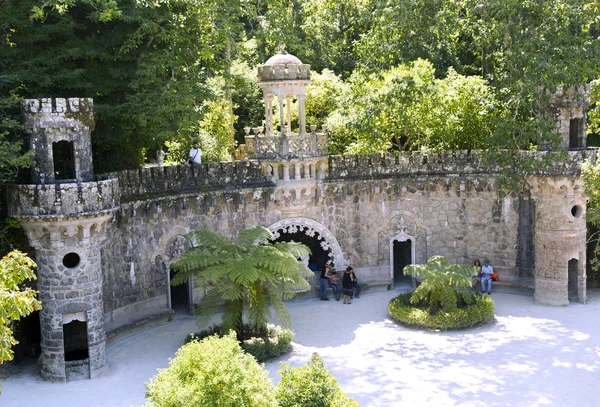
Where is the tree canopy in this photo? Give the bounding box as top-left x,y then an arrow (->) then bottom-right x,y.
0,0 -> 598,172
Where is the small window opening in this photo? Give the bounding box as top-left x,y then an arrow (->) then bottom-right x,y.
52,140 -> 75,180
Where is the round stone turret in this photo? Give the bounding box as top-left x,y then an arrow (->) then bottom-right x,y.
22,98 -> 95,183
8,98 -> 119,382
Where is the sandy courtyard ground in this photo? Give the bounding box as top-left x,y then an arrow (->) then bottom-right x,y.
1,286 -> 599,406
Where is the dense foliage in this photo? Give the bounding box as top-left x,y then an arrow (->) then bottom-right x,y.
1,0 -> 598,172
185,323 -> 293,363
171,226 -> 312,341
276,353 -> 359,407
145,334 -> 355,407
145,332 -> 277,407
388,291 -> 495,331
0,251 -> 42,366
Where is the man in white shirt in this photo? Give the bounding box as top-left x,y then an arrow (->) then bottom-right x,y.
189,142 -> 202,165
480,259 -> 494,295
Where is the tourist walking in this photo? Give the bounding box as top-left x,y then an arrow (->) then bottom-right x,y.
480,259 -> 494,295
342,267 -> 355,304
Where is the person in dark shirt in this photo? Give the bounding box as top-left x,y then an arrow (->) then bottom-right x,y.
320,263 -> 333,301
342,266 -> 355,304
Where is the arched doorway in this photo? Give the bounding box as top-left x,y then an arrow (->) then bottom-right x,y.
169,268 -> 190,313
273,229 -> 332,272
390,230 -> 415,287
267,218 -> 344,267
568,258 -> 578,302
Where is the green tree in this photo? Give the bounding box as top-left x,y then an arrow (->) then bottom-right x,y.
328,59 -> 497,155
171,226 -> 312,340
145,332 -> 277,407
0,0 -> 245,172
276,353 -> 358,407
403,255 -> 475,314
0,251 -> 42,366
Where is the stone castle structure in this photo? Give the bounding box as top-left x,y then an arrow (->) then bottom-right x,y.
6,50 -> 595,382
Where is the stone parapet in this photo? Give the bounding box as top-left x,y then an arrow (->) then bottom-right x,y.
245,131 -> 328,160
7,177 -> 119,218
106,161 -> 271,201
327,149 -> 597,180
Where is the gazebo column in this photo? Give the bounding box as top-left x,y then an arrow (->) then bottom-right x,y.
298,94 -> 306,135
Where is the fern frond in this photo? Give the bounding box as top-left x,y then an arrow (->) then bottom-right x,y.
185,228 -> 232,248
440,285 -> 458,313
237,226 -> 274,247
194,289 -> 224,329
270,294 -> 291,328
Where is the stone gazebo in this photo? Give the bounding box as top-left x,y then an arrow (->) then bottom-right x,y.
244,47 -> 328,188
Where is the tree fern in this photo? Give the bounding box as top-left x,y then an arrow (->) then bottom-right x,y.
171,226 -> 312,340
404,255 -> 477,314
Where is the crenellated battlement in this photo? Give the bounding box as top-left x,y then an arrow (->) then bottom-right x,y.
7,177 -> 120,218
106,161 -> 272,201
327,149 -> 597,180
21,98 -> 95,130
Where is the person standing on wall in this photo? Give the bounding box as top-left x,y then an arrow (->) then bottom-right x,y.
480,259 -> 494,295
189,141 -> 202,165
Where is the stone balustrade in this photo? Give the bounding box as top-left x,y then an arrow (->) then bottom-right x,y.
258,64 -> 310,82
245,129 -> 328,160
7,177 -> 119,218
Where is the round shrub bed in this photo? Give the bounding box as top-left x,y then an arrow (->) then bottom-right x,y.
388,291 -> 495,331
185,323 -> 294,363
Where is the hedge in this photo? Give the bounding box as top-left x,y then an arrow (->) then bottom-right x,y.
388,291 -> 495,330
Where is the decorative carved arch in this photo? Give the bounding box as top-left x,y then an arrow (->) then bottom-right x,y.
267,218 -> 345,267
388,215 -> 418,280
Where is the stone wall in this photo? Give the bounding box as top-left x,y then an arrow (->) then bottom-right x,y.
328,150 -> 595,179
94,149 -> 596,334
7,177 -> 119,218
105,161 -> 270,201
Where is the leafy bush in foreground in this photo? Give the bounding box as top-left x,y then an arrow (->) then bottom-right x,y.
276,353 -> 359,407
185,323 -> 293,363
388,291 -> 495,331
145,332 -> 277,407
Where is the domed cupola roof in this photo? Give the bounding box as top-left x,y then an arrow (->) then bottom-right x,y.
264,47 -> 303,66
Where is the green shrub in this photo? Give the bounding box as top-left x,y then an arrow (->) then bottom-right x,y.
145,332 -> 277,407
186,323 -> 294,363
388,291 -> 495,330
276,353 -> 358,407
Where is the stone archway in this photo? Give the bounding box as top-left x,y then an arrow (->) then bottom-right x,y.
267,218 -> 344,267
388,216 -> 417,283
152,227 -> 193,313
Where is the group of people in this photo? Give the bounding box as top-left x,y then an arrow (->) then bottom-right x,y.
319,263 -> 361,304
472,259 -> 495,295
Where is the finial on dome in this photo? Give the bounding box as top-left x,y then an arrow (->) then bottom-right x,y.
279,44 -> 287,54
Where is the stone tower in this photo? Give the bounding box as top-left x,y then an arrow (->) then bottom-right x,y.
551,84 -> 590,150
7,98 -> 119,381
244,47 -> 331,226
